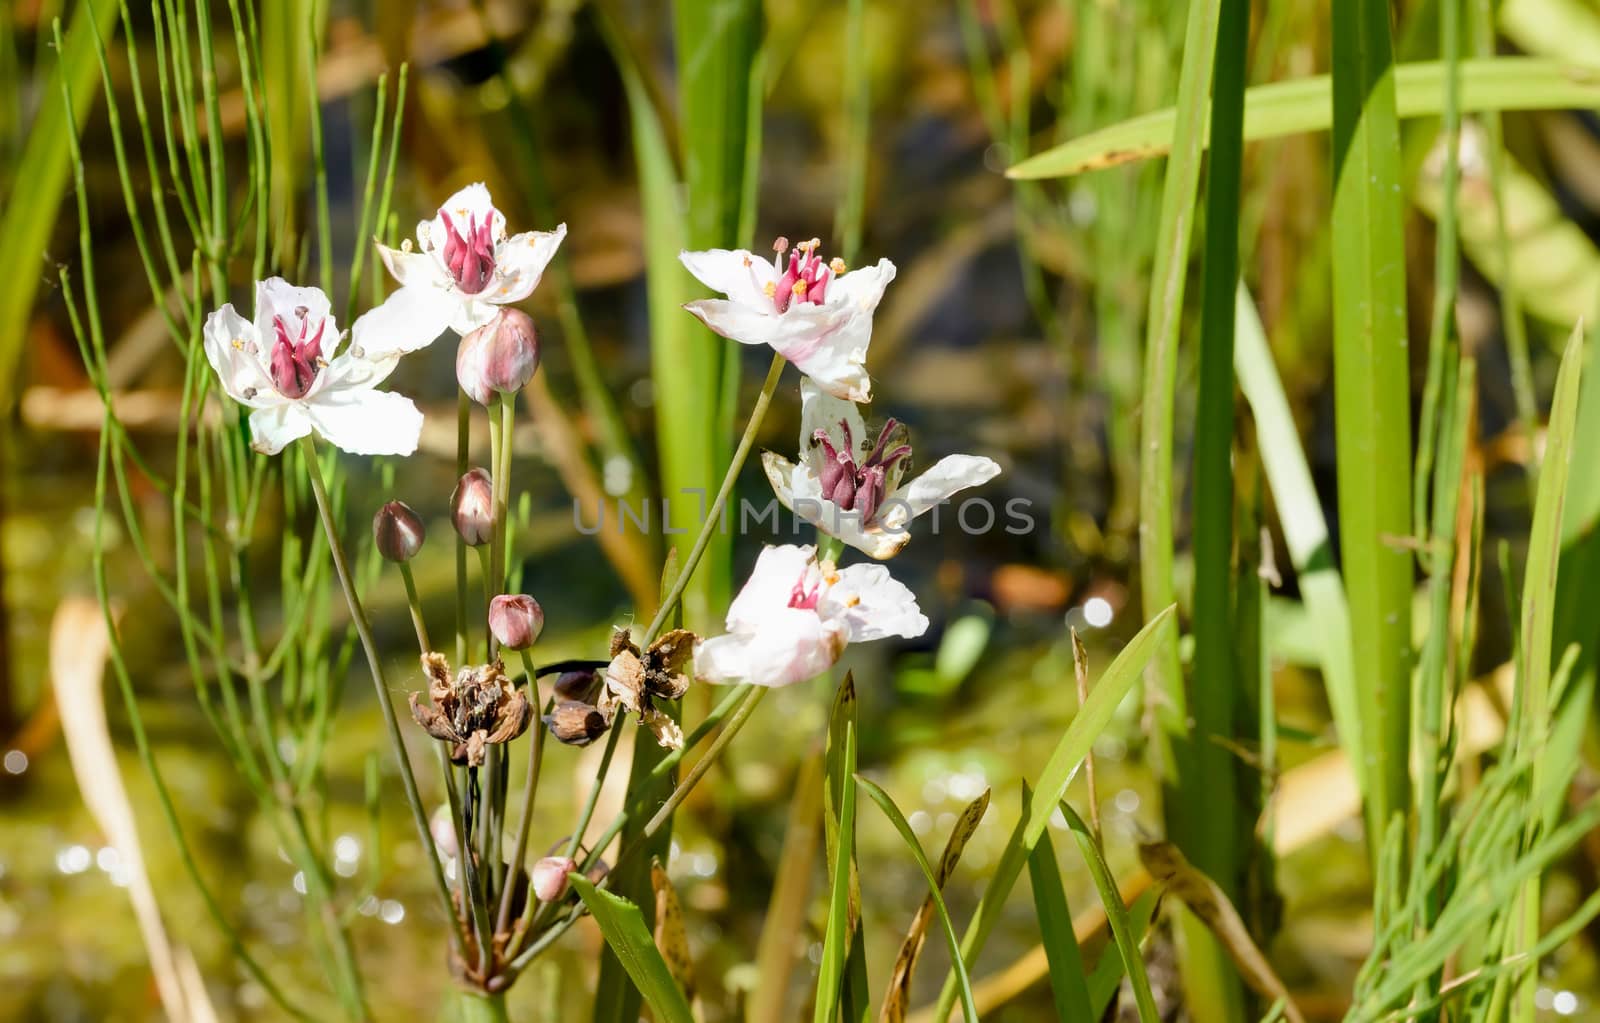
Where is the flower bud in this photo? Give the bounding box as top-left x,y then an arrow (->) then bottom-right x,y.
530,855 -> 577,902
456,308 -> 540,406
373,500 -> 425,562
429,805 -> 458,858
489,594 -> 544,651
545,700 -> 609,746
451,468 -> 494,546
554,669 -> 601,702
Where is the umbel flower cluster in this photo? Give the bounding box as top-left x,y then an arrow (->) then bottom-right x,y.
201,187 -> 1000,988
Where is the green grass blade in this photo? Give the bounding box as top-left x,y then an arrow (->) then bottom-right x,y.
1331,0 -> 1413,848
0,0 -> 119,413
1138,0 -> 1220,857
816,673 -> 861,1023
932,605 -> 1175,1019
1022,786 -> 1093,1022
854,777 -> 979,1023
568,874 -> 695,1023
1060,803 -> 1159,1023
1233,286 -> 1362,786
1181,0 -> 1250,1011
1087,888 -> 1160,1018
1009,57 -> 1600,180
1502,322 -> 1587,1021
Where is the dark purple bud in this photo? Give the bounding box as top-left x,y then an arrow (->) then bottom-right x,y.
489,594 -> 544,651
373,500 -> 425,562
456,308 -> 540,406
450,468 -> 494,546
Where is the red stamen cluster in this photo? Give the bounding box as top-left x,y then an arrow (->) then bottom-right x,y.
770,237 -> 841,313
788,572 -> 822,610
815,418 -> 911,524
440,210 -> 497,295
268,308 -> 326,399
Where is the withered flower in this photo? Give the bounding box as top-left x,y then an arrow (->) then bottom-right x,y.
603,628 -> 695,749
409,652 -> 531,767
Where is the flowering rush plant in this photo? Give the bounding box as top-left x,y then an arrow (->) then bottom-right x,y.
174,163 -> 1004,1013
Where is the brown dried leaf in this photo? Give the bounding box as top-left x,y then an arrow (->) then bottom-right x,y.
651,858 -> 696,1003
1139,841 -> 1305,1023
879,788 -> 991,1023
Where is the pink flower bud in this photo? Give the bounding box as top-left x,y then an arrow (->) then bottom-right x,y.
451,468 -> 494,546
489,594 -> 544,650
429,805 -> 457,858
372,500 -> 425,562
531,855 -> 577,902
456,308 -> 540,406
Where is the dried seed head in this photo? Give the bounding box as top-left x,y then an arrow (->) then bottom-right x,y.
530,855 -> 577,902
456,308 -> 540,406
408,657 -> 531,766
545,700 -> 610,746
450,468 -> 494,546
373,500 -> 425,562
488,594 -> 544,651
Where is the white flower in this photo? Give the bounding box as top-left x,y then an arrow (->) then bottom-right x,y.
762,379 -> 1001,559
369,182 -> 566,341
203,278 -> 423,456
680,237 -> 895,403
695,544 -> 928,688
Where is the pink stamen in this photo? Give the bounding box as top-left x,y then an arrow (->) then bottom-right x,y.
440,209 -> 497,295
788,575 -> 821,611
768,236 -> 839,313
268,313 -> 325,399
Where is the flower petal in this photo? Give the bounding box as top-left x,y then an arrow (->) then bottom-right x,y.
247,403 -> 314,454
798,376 -> 868,463
487,224 -> 567,305
762,451 -> 799,512
783,307 -> 874,403
679,248 -> 779,308
681,299 -> 789,347
377,242 -> 449,290
826,258 -> 896,313
885,454 -> 1003,525
318,349 -> 402,394
253,277 -> 335,344
694,610 -> 846,687
826,563 -> 928,642
202,303 -> 274,407
725,544 -> 816,631
427,182 -> 504,245
303,389 -> 424,456
351,285 -> 455,358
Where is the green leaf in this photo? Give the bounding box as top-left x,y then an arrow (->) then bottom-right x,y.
568,873 -> 695,1023
816,673 -> 861,1023
0,0 -> 121,413
1086,889 -> 1160,1017
1331,0 -> 1413,845
933,606 -> 1175,1018
1022,786 -> 1092,1022
1059,804 -> 1159,1023
1009,58 -> 1600,180
1233,286 -> 1362,790
854,776 -> 979,1023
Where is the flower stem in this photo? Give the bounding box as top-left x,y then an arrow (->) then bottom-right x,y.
641,352 -> 785,645
497,649 -> 550,936
399,561 -> 431,653
442,986 -> 510,1023
455,390 -> 471,667
297,435 -> 464,957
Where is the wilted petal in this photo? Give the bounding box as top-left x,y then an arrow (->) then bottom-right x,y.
409,694 -> 459,743
604,648 -> 646,714
489,224 -> 567,305
642,707 -> 684,750
303,389 -> 423,456
247,403 -> 314,454
762,451 -> 800,513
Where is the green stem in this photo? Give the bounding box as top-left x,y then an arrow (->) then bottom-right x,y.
456,391 -> 471,666
641,352 -> 785,646
497,651 -> 550,936
442,986 -> 510,1023
298,436 -> 465,957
